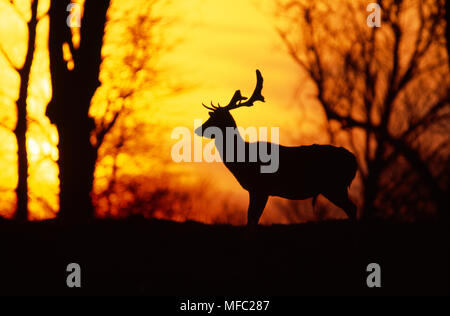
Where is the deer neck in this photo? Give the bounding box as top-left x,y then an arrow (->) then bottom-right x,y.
214,123 -> 245,165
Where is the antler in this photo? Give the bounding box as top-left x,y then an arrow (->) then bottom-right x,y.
224,69 -> 265,110
202,101 -> 219,111
202,70 -> 265,111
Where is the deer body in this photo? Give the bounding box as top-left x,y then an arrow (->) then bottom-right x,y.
196,70 -> 357,225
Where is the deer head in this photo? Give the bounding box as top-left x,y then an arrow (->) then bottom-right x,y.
195,70 -> 265,138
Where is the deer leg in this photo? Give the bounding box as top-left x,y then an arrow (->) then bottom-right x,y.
323,188 -> 357,220
247,192 -> 268,227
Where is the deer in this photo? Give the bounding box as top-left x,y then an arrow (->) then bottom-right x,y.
195,70 -> 357,226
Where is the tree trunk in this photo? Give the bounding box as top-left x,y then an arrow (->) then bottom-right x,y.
47,0 -> 110,221
55,103 -> 98,221
14,0 -> 38,221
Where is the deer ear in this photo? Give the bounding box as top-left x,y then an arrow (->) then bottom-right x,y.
208,112 -> 214,116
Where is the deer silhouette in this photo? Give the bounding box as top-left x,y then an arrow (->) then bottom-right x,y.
195,70 -> 357,226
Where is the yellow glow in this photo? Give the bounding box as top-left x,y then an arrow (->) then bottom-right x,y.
27,138 -> 40,160
0,0 -> 328,224
62,42 -> 74,71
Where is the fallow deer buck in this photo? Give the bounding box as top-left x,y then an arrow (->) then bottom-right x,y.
195,70 -> 357,226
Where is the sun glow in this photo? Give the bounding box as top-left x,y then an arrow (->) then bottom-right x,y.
27,137 -> 56,162
1,0 -> 314,224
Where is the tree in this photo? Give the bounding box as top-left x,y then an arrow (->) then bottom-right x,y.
47,0 -> 176,221
47,0 -> 110,221
0,0 -> 38,221
276,0 -> 449,219
91,0 -> 184,216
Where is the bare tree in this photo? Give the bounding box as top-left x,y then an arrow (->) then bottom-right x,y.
276,0 -> 449,219
91,0 -> 182,217
47,0 -> 110,221
47,0 -> 180,221
0,0 -> 38,221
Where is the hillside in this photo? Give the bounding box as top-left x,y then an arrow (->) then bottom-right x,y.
0,218 -> 448,295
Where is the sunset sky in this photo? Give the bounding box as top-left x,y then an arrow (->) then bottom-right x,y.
0,0 -> 339,223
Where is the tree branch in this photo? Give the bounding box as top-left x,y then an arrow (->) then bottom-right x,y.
0,42 -> 16,69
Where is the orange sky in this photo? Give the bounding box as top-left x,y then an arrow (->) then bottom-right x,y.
153,0 -> 335,223
0,0 -> 336,223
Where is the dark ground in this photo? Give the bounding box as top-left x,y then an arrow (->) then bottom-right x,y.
0,217 -> 448,295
